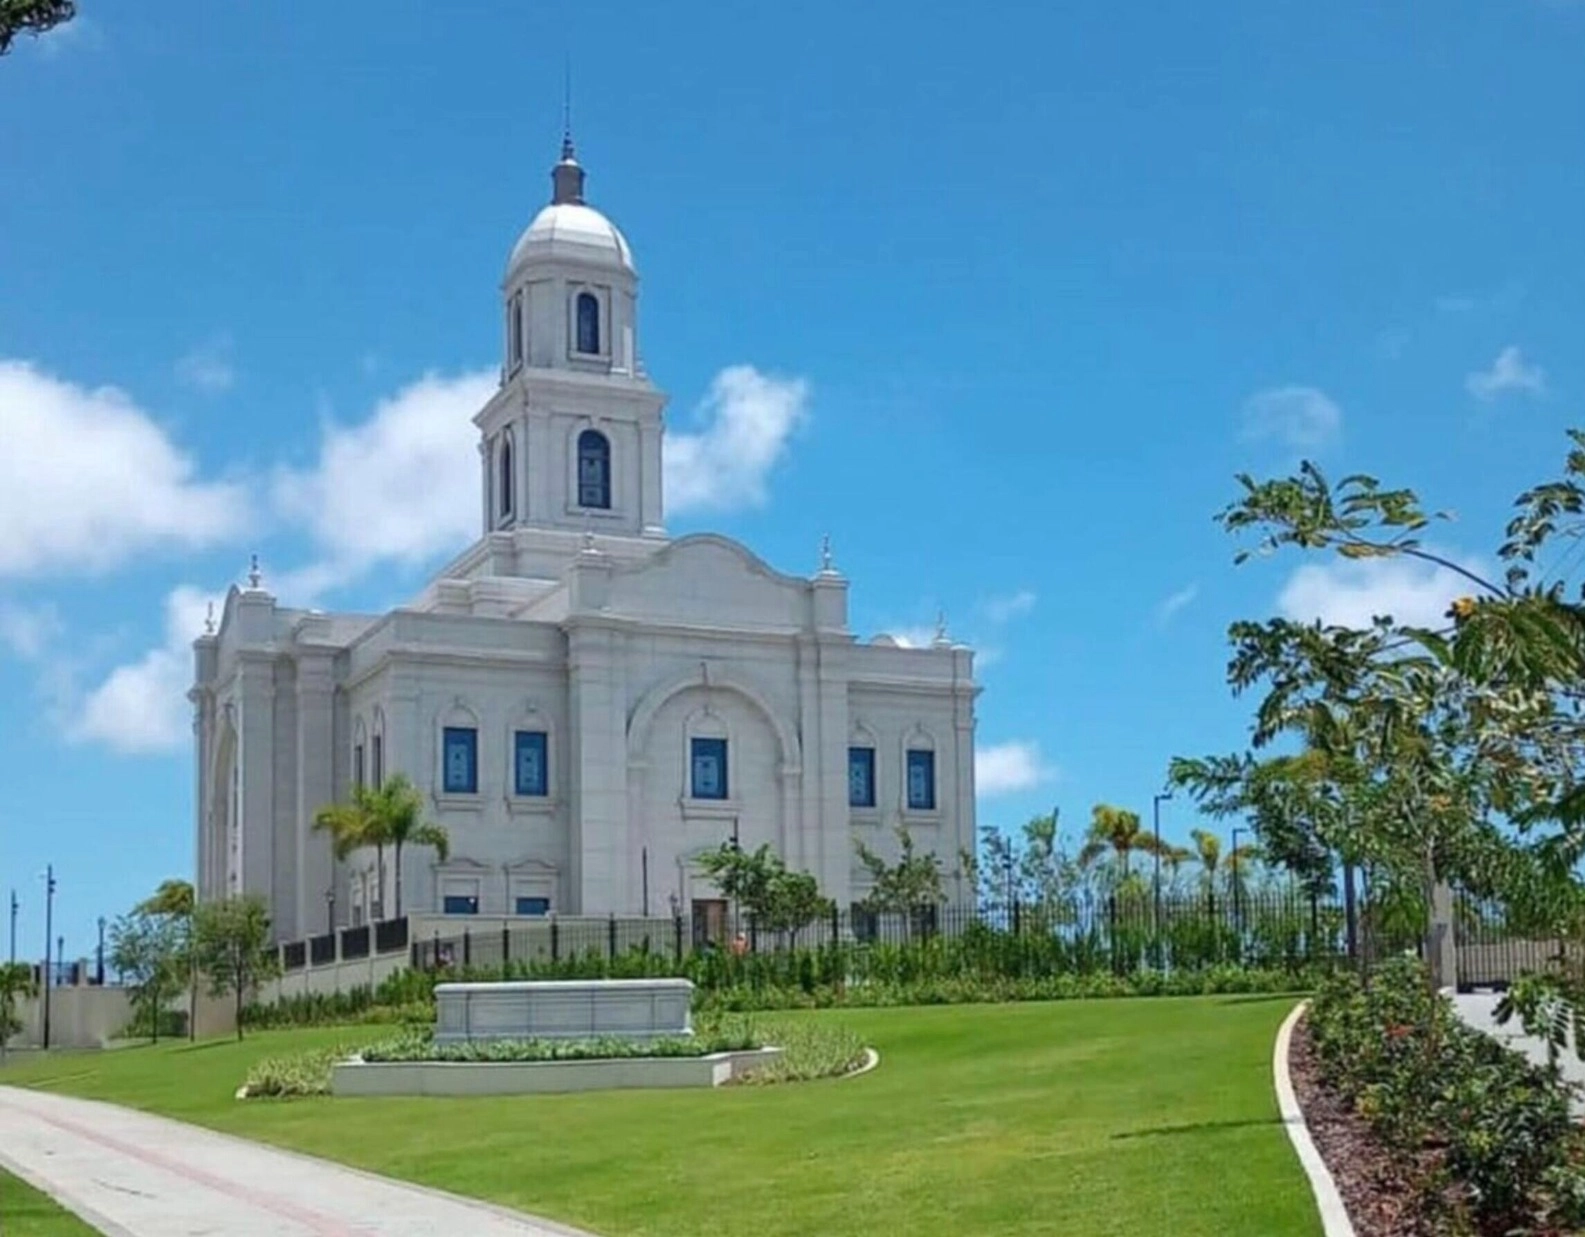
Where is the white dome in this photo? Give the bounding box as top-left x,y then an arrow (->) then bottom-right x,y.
507,203 -> 634,278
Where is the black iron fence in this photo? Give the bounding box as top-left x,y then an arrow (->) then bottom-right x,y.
1454,893 -> 1579,990
407,890 -> 1359,977
278,917 -> 408,972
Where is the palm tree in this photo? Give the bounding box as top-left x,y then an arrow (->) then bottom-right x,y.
314,786 -> 382,918
368,774 -> 449,919
1077,804 -> 1158,879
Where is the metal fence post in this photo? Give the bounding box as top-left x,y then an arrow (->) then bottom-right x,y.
830,901 -> 841,948
673,913 -> 684,965
502,924 -> 511,971
463,929 -> 471,969
1012,897 -> 1022,939
550,916 -> 560,964
608,913 -> 618,961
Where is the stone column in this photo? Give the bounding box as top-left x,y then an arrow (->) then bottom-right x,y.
235,655 -> 277,926
295,656 -> 336,934
1429,881 -> 1458,992
567,622 -> 627,913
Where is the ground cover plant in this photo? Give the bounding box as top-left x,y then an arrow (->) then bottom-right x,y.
2,996 -> 1318,1237
1307,957 -> 1585,1234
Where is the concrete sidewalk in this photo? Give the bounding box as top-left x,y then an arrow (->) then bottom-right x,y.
0,1084 -> 598,1236
1452,992 -> 1585,1118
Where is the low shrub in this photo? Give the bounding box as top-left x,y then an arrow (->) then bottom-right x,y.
1307,957 -> 1585,1235
358,1018 -> 762,1064
735,1018 -> 868,1084
241,1044 -> 353,1098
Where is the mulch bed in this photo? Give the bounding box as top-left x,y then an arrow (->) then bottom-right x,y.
1288,1014 -> 1455,1236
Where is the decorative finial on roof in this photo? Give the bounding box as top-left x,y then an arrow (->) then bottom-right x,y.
247,554 -> 262,591
932,610 -> 952,648
551,64 -> 585,205
204,601 -> 216,635
819,534 -> 834,574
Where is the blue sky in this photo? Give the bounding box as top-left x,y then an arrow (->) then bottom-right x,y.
3,1 -> 1584,962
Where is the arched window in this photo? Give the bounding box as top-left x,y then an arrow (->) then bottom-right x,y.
575,291 -> 600,355
510,293 -> 524,369
498,431 -> 515,521
577,429 -> 611,509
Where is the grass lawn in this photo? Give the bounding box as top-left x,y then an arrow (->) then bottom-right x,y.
0,1168 -> 98,1235
0,996 -> 1317,1237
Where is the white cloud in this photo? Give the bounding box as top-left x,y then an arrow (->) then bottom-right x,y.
271,369 -> 498,594
885,626 -> 939,649
1466,346 -> 1546,402
981,590 -> 1037,625
976,741 -> 1057,797
175,337 -> 236,393
0,602 -> 62,660
1277,552 -> 1483,630
72,586 -> 218,755
664,366 -> 808,514
1155,583 -> 1199,626
1239,386 -> 1343,450
0,361 -> 250,578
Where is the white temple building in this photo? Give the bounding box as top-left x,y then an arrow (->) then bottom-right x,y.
191,138 -> 979,942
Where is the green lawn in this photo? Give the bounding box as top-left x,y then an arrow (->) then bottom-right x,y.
0,996 -> 1317,1237
0,1168 -> 97,1235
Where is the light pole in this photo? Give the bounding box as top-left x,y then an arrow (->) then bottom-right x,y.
8,888 -> 16,965
96,916 -> 105,986
1231,827 -> 1245,937
326,887 -> 335,935
42,865 -> 56,1050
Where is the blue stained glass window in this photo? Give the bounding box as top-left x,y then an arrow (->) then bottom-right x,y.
690,737 -> 728,800
577,429 -> 611,509
442,727 -> 478,795
576,291 -> 600,354
906,749 -> 936,811
515,730 -> 548,797
848,746 -> 876,808
515,896 -> 551,916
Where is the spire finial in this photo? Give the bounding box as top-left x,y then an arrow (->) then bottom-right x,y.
819,534 -> 834,574
550,71 -> 586,207
933,609 -> 952,648
204,601 -> 216,635
561,56 -> 574,160
247,554 -> 262,591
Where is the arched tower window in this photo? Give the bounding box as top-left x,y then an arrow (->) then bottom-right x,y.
575,291 -> 600,355
510,293 -> 524,369
498,430 -> 515,521
577,429 -> 611,509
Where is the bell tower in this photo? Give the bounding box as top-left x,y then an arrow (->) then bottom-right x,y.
474,137 -> 667,543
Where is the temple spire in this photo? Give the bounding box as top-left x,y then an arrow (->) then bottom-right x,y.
552,65 -> 585,205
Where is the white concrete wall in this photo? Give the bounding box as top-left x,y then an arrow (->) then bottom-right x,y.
11,986 -> 133,1049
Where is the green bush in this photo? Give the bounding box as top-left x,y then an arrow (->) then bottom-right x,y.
1308,957 -> 1585,1235
241,1044 -> 353,1097
359,1019 -> 762,1064
736,1018 -> 868,1084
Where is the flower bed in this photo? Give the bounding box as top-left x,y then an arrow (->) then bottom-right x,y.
1304,957 -> 1585,1235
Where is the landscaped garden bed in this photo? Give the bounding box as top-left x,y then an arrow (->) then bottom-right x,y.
1298,958 -> 1585,1236
238,1016 -> 868,1098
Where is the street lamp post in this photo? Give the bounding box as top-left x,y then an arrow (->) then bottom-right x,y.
1152,792 -> 1172,937
96,916 -> 105,986
42,865 -> 56,1050
8,888 -> 16,965
326,887 -> 335,935
1231,827 -> 1245,938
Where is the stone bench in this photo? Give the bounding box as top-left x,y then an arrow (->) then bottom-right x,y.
433,978 -> 694,1045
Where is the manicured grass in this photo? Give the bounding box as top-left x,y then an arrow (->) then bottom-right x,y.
0,997 -> 1318,1237
0,1168 -> 98,1235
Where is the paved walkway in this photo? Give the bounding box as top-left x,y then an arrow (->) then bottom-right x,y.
1452,992 -> 1585,1117
0,1085 -> 596,1237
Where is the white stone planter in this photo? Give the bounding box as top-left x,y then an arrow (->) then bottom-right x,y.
434,978 -> 694,1045
331,1047 -> 781,1096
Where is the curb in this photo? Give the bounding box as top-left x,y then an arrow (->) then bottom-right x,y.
1274,1001 -> 1355,1237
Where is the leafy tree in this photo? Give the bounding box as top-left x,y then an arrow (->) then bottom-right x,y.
696,842 -> 831,943
137,877 -> 197,1040
109,910 -> 184,1043
193,895 -> 278,1041
0,0 -> 74,55
979,812 -> 1081,922
855,825 -> 945,926
0,961 -> 36,1060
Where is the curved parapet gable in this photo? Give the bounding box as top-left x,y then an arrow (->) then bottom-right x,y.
576,533 -> 844,634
